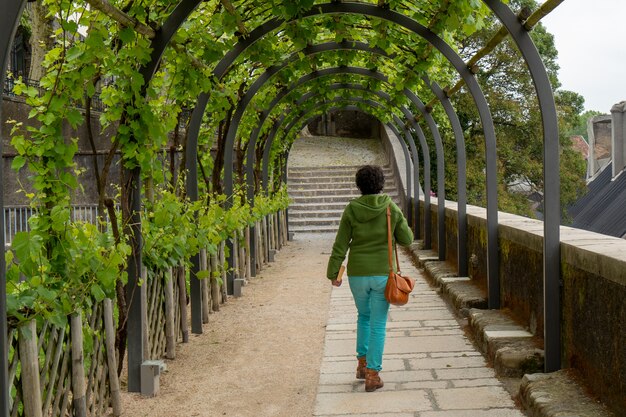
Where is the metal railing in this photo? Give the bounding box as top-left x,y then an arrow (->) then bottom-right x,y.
3,205 -> 111,245
3,76 -> 107,112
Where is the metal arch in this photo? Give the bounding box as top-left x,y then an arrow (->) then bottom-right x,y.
401,90 -> 447,260
326,84 -> 425,237
223,41 -> 387,204
246,66 -> 438,247
272,102 -> 414,211
176,3 -> 500,308
244,82 -> 425,273
390,115 -> 415,215
0,2 -> 27,414
267,96 -> 412,188
264,97 -> 414,192
427,78 -> 468,277
189,3 -> 500,308
155,0 -> 509,359
140,1 -> 204,83
117,0 -> 208,390
251,69 -> 430,225
484,0 -> 562,372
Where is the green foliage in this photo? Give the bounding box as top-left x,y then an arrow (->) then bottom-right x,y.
7,0 -> 545,324
450,0 -> 587,218
567,109 -> 604,139
6,217 -> 130,327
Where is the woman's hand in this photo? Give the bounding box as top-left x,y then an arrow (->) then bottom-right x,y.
331,279 -> 342,287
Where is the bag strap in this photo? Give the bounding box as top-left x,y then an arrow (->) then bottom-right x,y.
386,205 -> 401,274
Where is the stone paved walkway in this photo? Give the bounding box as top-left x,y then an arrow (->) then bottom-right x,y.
314,246 -> 525,417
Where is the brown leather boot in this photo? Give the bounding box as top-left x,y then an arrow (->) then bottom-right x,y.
365,368 -> 384,392
356,356 -> 367,379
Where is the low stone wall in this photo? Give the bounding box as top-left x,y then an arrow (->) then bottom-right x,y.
380,124 -> 409,212
422,199 -> 625,416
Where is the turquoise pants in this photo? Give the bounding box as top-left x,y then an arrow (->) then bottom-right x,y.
348,275 -> 390,371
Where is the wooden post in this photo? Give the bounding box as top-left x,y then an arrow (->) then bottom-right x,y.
71,313 -> 87,417
275,213 -> 280,250
164,268 -> 176,359
232,234 -> 239,279
245,226 -> 252,279
260,216 -> 267,261
200,249 -> 210,324
238,231 -> 246,280
256,221 -> 263,269
219,242 -> 227,303
141,266 -> 150,360
210,251 -> 220,312
275,212 -> 280,249
18,319 -> 43,417
266,215 -> 272,253
103,299 -> 122,416
177,265 -> 189,343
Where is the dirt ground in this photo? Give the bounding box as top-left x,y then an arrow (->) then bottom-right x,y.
120,234 -> 334,417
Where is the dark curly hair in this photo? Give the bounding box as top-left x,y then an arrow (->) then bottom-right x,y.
355,165 -> 385,195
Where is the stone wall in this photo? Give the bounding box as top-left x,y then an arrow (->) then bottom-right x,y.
422,198 -> 626,415
2,96 -> 184,206
380,124 -> 408,213
587,115 -> 612,178
307,110 -> 380,138
1,96 -> 121,205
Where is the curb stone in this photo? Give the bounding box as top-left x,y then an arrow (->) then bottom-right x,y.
468,308 -> 544,377
405,242 -> 615,416
520,370 -> 614,417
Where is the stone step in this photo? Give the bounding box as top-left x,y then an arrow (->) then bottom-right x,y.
289,224 -> 339,233
288,167 -> 393,178
289,217 -> 341,227
287,179 -> 395,190
289,188 -> 361,197
289,202 -> 348,211
288,164 -> 391,172
287,173 -> 394,182
290,192 -> 399,204
288,209 -> 344,219
290,188 -> 377,197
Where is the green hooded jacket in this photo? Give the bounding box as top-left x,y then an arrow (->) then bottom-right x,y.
326,194 -> 413,280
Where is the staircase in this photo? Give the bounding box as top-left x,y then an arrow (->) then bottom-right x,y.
287,165 -> 400,234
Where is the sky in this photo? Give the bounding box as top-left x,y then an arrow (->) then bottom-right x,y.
541,0 -> 626,113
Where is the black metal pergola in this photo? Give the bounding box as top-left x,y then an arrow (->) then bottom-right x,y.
0,0 -> 561,407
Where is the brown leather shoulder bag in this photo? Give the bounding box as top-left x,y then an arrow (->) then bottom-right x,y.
384,206 -> 415,306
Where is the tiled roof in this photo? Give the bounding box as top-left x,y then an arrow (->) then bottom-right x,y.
569,135 -> 589,159
569,162 -> 626,238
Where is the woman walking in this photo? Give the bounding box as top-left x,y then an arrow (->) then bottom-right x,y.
326,165 -> 413,392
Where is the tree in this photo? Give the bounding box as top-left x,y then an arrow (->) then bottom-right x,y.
448,0 -> 587,218
567,109 -> 604,139
27,2 -> 55,81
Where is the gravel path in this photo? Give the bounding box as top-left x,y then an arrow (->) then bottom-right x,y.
120,135 -> 385,416
121,234 -> 334,417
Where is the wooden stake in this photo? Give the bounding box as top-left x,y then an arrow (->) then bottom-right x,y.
18,319 -> 43,417
232,234 -> 239,279
210,252 -> 220,312
164,268 -> 176,359
219,242 -> 227,303
71,313 -> 87,417
141,266 -> 150,360
103,299 -> 122,416
238,231 -> 246,280
245,226 -> 252,278
200,249 -> 210,324
178,265 -> 190,342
